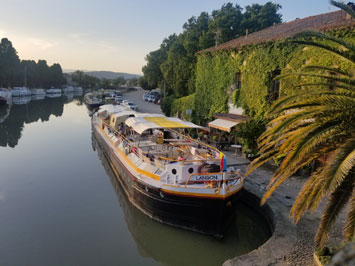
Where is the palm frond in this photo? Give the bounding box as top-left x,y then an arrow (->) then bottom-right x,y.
301,65 -> 353,77
315,175 -> 355,247
330,0 -> 355,18
345,188 -> 355,241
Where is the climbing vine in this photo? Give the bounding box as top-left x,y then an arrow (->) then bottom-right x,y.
170,28 -> 355,122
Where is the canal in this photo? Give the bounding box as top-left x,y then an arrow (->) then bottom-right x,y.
0,93 -> 270,266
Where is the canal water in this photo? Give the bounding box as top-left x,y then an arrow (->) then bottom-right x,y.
0,95 -> 270,266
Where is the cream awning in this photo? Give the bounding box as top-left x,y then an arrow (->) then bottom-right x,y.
208,118 -> 239,132
125,116 -> 201,134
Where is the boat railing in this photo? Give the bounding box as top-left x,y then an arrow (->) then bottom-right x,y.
100,119 -> 220,166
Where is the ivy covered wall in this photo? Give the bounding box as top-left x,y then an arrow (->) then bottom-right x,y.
171,28 -> 355,124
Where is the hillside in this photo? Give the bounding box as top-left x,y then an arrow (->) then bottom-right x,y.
63,70 -> 141,80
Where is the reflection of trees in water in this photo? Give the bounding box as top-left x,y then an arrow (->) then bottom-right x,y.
0,97 -> 67,147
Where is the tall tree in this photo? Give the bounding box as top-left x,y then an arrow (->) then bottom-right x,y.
241,2 -> 282,34
0,38 -> 20,87
247,1 -> 355,247
209,3 -> 243,43
142,2 -> 283,101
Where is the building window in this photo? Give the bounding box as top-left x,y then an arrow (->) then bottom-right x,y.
235,72 -> 241,90
269,70 -> 280,103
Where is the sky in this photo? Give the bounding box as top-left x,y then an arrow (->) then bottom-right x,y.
0,0 -> 341,75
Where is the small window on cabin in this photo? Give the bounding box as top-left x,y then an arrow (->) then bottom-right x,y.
235,73 -> 241,90
268,70 -> 281,103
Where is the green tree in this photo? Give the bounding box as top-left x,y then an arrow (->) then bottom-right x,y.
0,38 -> 20,87
241,2 -> 282,34
36,60 -> 51,88
49,63 -> 66,87
209,3 -> 243,43
247,1 -> 355,248
142,2 -> 283,102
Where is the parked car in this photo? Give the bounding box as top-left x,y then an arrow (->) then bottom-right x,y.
115,96 -> 123,104
143,93 -> 149,101
147,94 -> 155,102
122,100 -> 137,110
153,96 -> 160,104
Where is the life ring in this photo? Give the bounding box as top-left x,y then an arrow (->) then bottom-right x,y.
214,188 -> 220,194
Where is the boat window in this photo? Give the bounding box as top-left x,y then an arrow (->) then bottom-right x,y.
172,169 -> 177,175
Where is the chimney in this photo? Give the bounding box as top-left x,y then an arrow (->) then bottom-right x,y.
245,28 -> 248,39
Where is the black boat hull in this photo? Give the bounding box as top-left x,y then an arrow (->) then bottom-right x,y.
93,129 -> 240,237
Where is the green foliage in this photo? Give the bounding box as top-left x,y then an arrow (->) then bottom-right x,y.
160,95 -> 177,116
192,28 -> 355,122
315,246 -> 338,265
0,38 -> 20,87
193,51 -> 240,123
234,118 -> 266,154
142,2 -> 283,106
0,38 -> 66,88
171,94 -> 195,119
247,2 -> 355,247
72,70 -> 100,88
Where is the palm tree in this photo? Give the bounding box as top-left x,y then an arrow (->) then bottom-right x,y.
246,1 -> 355,247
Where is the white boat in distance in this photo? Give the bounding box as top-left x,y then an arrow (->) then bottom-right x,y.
46,88 -> 62,94
92,105 -> 244,236
12,87 -> 32,97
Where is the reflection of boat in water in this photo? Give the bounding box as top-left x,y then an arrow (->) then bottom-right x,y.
0,105 -> 11,123
12,96 -> 31,105
92,105 -> 245,237
46,88 -> 62,95
31,88 -> 46,96
74,86 -> 83,93
46,93 -> 62,98
62,86 -> 74,93
0,88 -> 12,106
63,92 -> 74,101
12,87 -> 31,97
31,94 -> 45,101
73,90 -> 83,97
84,92 -> 104,109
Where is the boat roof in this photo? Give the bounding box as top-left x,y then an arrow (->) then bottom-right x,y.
98,104 -> 126,114
125,115 -> 201,134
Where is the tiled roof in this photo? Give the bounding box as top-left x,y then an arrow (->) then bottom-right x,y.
199,10 -> 355,53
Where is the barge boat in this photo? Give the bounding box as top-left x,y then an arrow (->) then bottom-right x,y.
91,104 -> 244,236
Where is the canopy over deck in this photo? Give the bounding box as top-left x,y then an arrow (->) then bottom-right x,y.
125,116 -> 201,134
208,119 -> 239,132
208,113 -> 248,132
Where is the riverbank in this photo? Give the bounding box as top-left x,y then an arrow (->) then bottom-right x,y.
122,89 -> 347,266
223,150 -> 347,266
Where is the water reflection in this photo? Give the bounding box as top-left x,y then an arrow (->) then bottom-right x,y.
92,133 -> 271,266
0,96 -> 83,148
